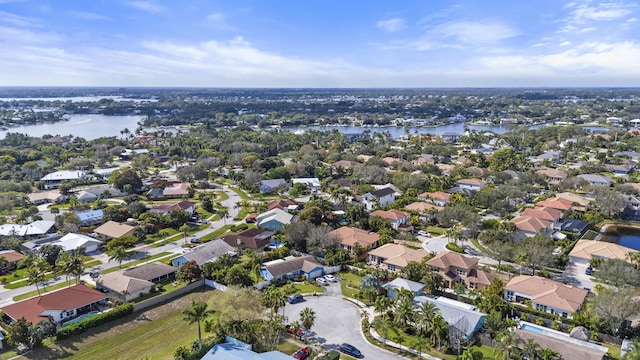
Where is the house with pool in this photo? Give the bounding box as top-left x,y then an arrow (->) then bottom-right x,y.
504,275 -> 588,318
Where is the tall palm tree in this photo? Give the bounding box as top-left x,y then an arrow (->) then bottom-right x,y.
522,338 -> 540,360
182,301 -> 214,350
300,307 -> 316,331
538,347 -> 561,360
218,207 -> 229,225
623,338 -> 640,360
108,246 -> 128,268
56,252 -> 74,286
415,301 -> 437,336
394,296 -> 414,328
69,252 -> 85,284
374,296 -> 393,319
26,266 -> 46,296
495,330 -> 520,360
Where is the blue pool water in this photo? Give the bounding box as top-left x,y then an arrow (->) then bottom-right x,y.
520,323 -> 544,333
63,311 -> 99,327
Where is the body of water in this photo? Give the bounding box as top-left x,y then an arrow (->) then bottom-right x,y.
0,96 -> 157,103
0,114 -> 146,140
601,226 -> 640,251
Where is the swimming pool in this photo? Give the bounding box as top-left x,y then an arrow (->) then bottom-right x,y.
63,311 -> 99,327
519,323 -> 544,333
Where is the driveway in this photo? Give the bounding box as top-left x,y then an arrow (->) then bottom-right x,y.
284,295 -> 404,360
558,262 -> 596,290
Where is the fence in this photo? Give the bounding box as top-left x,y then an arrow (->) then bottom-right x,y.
204,279 -> 228,291
254,280 -> 272,290
324,265 -> 341,274
133,279 -> 205,312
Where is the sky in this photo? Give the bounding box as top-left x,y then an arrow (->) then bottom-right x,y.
0,0 -> 639,88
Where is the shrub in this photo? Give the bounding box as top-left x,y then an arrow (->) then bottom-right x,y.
57,303 -> 134,340
445,242 -> 464,253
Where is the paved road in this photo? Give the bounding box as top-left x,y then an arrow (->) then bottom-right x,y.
0,185 -> 243,307
284,295 -> 405,360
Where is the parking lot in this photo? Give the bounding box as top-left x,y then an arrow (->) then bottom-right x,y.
284,295 -> 403,359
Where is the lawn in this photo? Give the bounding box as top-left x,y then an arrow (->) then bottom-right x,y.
339,272 -> 362,299
229,186 -> 251,200
426,226 -> 447,235
201,225 -> 233,241
21,288 -> 217,360
280,281 -> 324,295
100,252 -> 173,274
4,273 -> 58,289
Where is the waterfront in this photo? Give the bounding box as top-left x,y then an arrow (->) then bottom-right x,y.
601,225 -> 640,251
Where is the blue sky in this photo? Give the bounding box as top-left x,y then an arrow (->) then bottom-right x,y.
0,0 -> 639,87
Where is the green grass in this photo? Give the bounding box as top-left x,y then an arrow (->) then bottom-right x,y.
339,272 -> 363,299
13,280 -> 84,301
0,350 -> 19,359
281,281 -> 324,295
229,186 -> 251,200
582,230 -> 599,240
4,273 -> 57,289
145,228 -> 178,242
201,225 -> 233,241
372,319 -> 457,360
84,260 -> 101,268
599,342 -> 621,359
196,207 -> 213,219
100,252 -> 173,274
214,190 -> 229,201
277,340 -> 302,354
426,226 -> 446,235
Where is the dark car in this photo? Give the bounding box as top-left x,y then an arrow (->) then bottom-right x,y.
293,347 -> 311,359
288,294 -> 304,304
585,267 -> 593,275
245,217 -> 257,223
339,343 -> 361,358
190,237 -> 201,244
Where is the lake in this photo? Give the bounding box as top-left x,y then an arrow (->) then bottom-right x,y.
286,122 -> 521,138
601,226 -> 640,251
0,114 -> 146,140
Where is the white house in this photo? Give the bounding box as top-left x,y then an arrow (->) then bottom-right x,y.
41,170 -> 89,189
455,178 -> 487,191
291,178 -> 321,192
362,187 -> 396,210
504,276 -> 588,318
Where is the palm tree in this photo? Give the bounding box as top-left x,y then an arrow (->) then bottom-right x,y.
394,296 -> 414,328
415,301 -> 437,336
179,223 -> 190,245
522,338 -> 540,360
538,347 -> 561,360
374,296 -> 393,319
26,266 -> 46,296
428,313 -> 449,350
108,246 -> 128,268
495,330 -> 520,360
218,207 -> 229,225
623,338 -> 640,360
69,252 -> 85,284
182,301 -> 214,350
300,307 -> 316,331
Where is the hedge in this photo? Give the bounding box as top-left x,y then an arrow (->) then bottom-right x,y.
445,242 -> 465,253
57,303 -> 134,340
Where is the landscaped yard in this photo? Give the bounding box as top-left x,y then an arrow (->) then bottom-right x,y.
20,288 -> 217,360
100,252 -> 174,274
339,271 -> 363,299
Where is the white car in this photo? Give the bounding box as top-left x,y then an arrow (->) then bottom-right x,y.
324,274 -> 337,282
316,277 -> 328,285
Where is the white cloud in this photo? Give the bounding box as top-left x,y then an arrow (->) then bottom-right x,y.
376,18 -> 406,33
0,10 -> 39,27
432,21 -> 518,44
571,2 -> 633,22
68,11 -> 110,21
127,1 -> 166,13
560,41 -> 571,46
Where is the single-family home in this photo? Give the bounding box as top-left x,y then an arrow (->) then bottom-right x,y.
413,295 -> 486,339
516,321 -> 608,360
426,251 -> 495,291
537,168 -> 568,186
404,202 -> 442,221
606,163 -> 634,175
361,187 -> 396,210
383,278 -> 424,299
332,160 -> 361,171
171,239 -> 237,268
256,208 -> 294,232
455,178 -> 487,191
510,216 -> 553,240
555,192 -> 591,209
260,255 -> 325,281
1,285 -> 107,325
150,200 -> 196,216
368,243 -> 430,272
418,191 -> 451,206
259,179 -> 287,194
504,275 -> 588,318
200,337 -> 291,360
577,174 -> 612,187
0,220 -> 55,238
266,199 -> 298,212
96,262 -> 176,302
536,197 -> 573,211
162,183 -> 191,198
329,226 -> 380,254
222,228 -> 275,251
369,209 -> 411,230
291,178 -> 321,192
441,132 -> 462,143
520,207 -> 563,226
27,190 -> 63,205
0,250 -> 24,274
76,209 -> 104,226
93,220 -> 136,241
75,190 -> 98,203
569,239 -> 637,266
24,233 -> 102,253
40,170 -> 89,190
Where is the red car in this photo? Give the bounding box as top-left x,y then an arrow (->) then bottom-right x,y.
293,347 -> 311,359
286,325 -> 303,337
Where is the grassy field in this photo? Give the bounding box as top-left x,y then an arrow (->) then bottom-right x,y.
100,252 -> 173,274
339,272 -> 362,299
21,288 -> 216,360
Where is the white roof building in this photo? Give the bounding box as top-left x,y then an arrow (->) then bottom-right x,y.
0,220 -> 55,237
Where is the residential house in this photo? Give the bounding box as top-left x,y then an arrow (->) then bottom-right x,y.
93,220 -> 136,241
368,243 -> 430,272
369,209 -> 411,230
27,190 -> 63,205
441,132 -> 462,143
361,187 -> 396,210
569,240 -> 637,266
537,168 -> 568,186
516,322 -> 608,360
536,197 -> 573,211
40,170 -> 89,189
383,277 -> 424,299
259,179 -> 287,194
171,239 -> 237,267
382,156 -> 402,166
256,208 -> 294,232
577,174 -> 612,187
0,220 -> 55,238
75,190 -> 98,203
510,216 -> 553,240
1,284 -> 107,325
260,255 -> 325,281
332,160 -> 360,171
520,207 -> 563,227
97,263 -> 175,302
455,178 -> 487,191
404,202 -> 442,221
0,250 -> 24,274
162,182 -> 191,198
329,226 -> 380,254
266,199 -> 298,212
413,295 -> 486,339
21,233 -> 102,254
606,163 -> 634,175
150,200 -> 196,216
504,275 -> 588,318
555,218 -> 590,238
426,251 -> 494,291
222,228 -> 275,251
200,338 -> 291,360
291,177 -> 321,192
624,194 -> 640,219
76,209 -> 104,226
555,192 -> 591,208
418,191 -> 451,206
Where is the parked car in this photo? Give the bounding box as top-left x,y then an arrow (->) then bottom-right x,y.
286,324 -> 303,337
89,271 -> 100,279
339,343 -> 361,358
288,294 -> 304,304
418,230 -> 429,236
316,277 -> 328,286
190,237 -> 201,244
245,217 -> 257,223
585,267 -> 593,275
293,347 -> 311,359
324,274 -> 337,282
